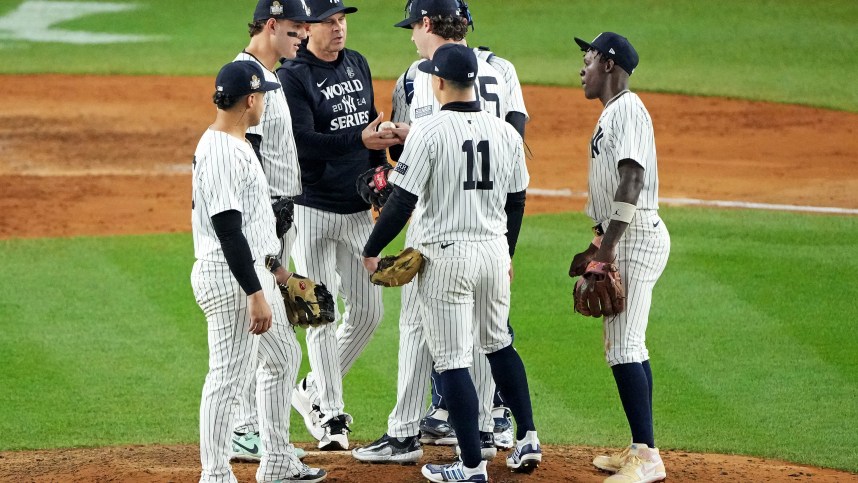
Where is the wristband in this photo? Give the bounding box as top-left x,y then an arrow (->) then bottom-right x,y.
609,201 -> 637,224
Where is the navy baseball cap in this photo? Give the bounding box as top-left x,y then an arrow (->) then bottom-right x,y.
574,32 -> 639,75
394,0 -> 460,28
306,0 -> 356,19
253,0 -> 317,22
215,61 -> 281,97
417,43 -> 477,83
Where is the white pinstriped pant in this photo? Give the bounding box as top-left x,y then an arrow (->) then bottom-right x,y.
602,211 -> 670,366
386,237 -> 507,437
191,261 -> 302,483
234,228 -> 296,434
291,205 -> 384,419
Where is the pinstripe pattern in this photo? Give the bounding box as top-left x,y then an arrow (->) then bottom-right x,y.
408,58 -> 507,124
585,90 -> 670,366
386,57 -> 526,437
603,212 -> 670,365
235,52 -> 302,198
586,91 -> 659,224
234,229 -> 297,434
191,125 -> 304,481
292,204 -> 384,418
473,48 -> 528,119
391,111 -> 528,244
192,130 -> 280,263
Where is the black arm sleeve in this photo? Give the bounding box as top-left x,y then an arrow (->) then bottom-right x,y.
504,190 -> 526,257
277,68 -> 365,160
389,144 -> 404,162
505,111 -> 527,139
362,186 -> 418,257
246,133 -> 263,167
211,210 -> 263,295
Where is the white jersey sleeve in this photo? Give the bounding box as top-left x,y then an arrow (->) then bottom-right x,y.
391,60 -> 421,125
235,52 -> 302,198
474,48 -> 528,120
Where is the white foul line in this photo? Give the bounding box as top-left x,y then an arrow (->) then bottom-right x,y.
527,188 -> 858,215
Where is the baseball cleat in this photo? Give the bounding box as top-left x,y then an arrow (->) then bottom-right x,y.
491,406 -> 514,449
291,378 -> 326,441
231,431 -> 262,462
593,445 -> 632,473
454,431 -> 497,460
318,413 -> 352,451
603,444 -> 666,483
421,460 -> 488,482
351,433 -> 423,464
506,430 -> 542,473
419,406 -> 457,445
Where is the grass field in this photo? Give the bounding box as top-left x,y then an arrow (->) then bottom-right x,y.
0,0 -> 857,111
1,209 -> 857,471
2,0 -> 857,475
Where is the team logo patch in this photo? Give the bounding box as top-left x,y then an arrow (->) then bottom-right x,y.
270,1 -> 284,16
394,163 -> 409,176
250,75 -> 261,90
346,66 -> 355,78
414,105 -> 433,118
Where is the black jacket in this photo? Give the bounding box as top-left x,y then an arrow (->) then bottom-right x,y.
277,45 -> 386,214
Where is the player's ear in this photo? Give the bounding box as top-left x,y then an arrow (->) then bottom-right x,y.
604,58 -> 615,74
266,17 -> 278,33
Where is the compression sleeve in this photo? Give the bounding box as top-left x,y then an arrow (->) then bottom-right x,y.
362,186 -> 418,257
211,210 -> 262,295
504,190 -> 526,257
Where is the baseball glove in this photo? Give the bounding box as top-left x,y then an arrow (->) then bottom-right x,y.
573,261 -> 625,317
272,197 -> 295,239
279,274 -> 336,328
370,247 -> 425,287
356,164 -> 393,210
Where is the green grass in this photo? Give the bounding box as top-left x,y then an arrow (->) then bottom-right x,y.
0,0 -> 857,111
2,208 -> 857,471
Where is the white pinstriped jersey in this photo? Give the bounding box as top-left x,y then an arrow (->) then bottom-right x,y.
473,48 -> 528,120
391,57 -> 509,125
586,90 -> 659,223
390,109 -> 529,244
192,129 -> 280,263
234,52 -> 302,198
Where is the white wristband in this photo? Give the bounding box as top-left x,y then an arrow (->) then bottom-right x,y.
609,201 -> 637,223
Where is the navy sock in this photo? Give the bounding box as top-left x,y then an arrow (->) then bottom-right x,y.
486,345 -> 535,440
611,362 -> 654,448
642,359 -> 653,421
437,368 -> 481,467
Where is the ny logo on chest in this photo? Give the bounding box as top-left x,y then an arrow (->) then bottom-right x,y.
590,126 -> 604,158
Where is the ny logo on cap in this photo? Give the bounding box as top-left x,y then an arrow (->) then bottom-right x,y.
270,1 -> 284,15
251,75 -> 261,90
300,0 -> 311,15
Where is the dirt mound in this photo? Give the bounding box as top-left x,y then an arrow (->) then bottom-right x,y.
1,443 -> 855,482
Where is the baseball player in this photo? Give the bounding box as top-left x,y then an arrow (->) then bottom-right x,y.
229,0 -> 318,464
191,60 -> 326,483
570,32 -> 670,483
352,0 -> 525,463
276,0 -> 402,451
421,0 -> 529,451
360,44 -> 541,482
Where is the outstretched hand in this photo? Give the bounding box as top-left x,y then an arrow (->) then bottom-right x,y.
362,112 -> 403,150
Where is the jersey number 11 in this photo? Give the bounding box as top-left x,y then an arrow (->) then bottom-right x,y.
462,140 -> 493,191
